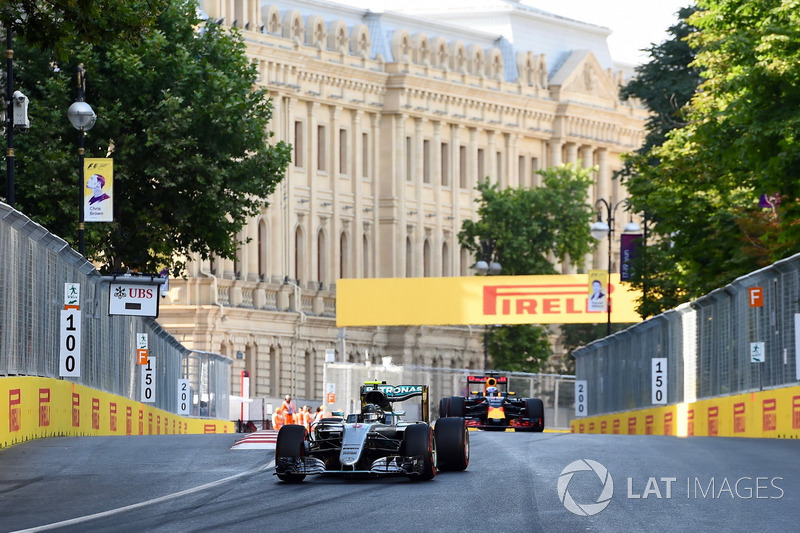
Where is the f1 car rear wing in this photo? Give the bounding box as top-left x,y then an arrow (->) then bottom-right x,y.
360,382 -> 430,423
466,375 -> 508,385
467,374 -> 509,396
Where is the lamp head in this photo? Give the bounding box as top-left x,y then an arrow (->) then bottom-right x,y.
68,101 -> 97,131
590,220 -> 610,240
623,221 -> 642,233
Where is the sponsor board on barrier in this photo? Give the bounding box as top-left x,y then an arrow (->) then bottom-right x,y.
570,386 -> 800,439
0,377 -> 234,449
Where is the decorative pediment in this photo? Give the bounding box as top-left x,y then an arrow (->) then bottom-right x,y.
549,50 -> 620,106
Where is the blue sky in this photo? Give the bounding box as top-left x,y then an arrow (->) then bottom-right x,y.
522,0 -> 692,65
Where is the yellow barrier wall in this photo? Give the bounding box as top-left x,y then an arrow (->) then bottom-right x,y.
570,386 -> 800,439
1,376 -> 234,449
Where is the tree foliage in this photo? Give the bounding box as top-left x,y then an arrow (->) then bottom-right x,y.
458,164 -> 596,373
10,0 -> 291,274
619,6 -> 701,155
1,0 -> 169,59
620,1 -> 800,316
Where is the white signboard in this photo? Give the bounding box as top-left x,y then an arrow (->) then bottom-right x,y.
59,309 -> 81,377
177,379 -> 190,415
652,358 -> 667,405
575,380 -> 587,417
109,282 -> 160,317
64,283 -> 80,307
325,348 -> 335,363
750,342 -> 765,363
141,356 -> 156,403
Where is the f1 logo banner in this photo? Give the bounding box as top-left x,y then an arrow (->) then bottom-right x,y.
336,274 -> 642,327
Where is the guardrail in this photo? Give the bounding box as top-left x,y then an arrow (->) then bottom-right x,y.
0,202 -> 231,420
574,252 -> 800,416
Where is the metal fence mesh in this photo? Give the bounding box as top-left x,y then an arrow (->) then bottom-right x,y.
575,255 -> 800,416
321,361 -> 576,429
0,202 -> 231,418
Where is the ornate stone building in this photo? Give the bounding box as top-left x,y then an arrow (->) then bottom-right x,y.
157,0 -> 648,401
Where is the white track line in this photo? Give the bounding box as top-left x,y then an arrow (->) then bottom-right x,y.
11,460 -> 275,533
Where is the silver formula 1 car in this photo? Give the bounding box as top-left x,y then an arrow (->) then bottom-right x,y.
274,381 -> 469,482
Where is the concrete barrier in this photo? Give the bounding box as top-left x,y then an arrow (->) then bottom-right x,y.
1,376 -> 234,449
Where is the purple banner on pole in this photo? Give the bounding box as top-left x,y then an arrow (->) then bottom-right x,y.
620,233 -> 642,281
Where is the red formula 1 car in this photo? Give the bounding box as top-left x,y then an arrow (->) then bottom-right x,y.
439,372 -> 545,432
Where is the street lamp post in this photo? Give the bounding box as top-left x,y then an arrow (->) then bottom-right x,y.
590,199 -> 641,335
6,27 -> 15,207
475,239 -> 501,370
67,65 -> 96,257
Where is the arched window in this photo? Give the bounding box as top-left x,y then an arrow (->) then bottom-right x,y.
460,247 -> 470,276
269,346 -> 279,396
362,233 -> 370,277
405,236 -> 413,277
317,228 -> 327,287
258,219 -> 268,281
305,350 -> 314,399
442,241 -> 450,277
423,239 -> 431,277
294,226 -> 304,284
339,230 -> 349,279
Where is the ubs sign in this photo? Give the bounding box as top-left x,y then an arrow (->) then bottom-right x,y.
109,282 -> 160,317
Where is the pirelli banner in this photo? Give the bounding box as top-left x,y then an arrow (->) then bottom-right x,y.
336,274 -> 642,327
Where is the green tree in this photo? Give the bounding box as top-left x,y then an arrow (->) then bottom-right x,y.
459,164 -> 596,373
0,0 -> 168,58
619,6 -> 701,155
622,0 -> 800,315
12,0 -> 291,274
618,5 -> 703,317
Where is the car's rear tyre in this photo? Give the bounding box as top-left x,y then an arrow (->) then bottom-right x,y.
447,396 -> 466,418
523,398 -> 545,432
402,423 -> 436,481
275,424 -> 307,482
434,417 -> 469,472
438,397 -> 450,419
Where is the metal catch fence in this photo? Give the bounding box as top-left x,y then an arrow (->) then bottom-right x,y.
574,253 -> 800,416
0,202 -> 231,418
319,360 -> 576,429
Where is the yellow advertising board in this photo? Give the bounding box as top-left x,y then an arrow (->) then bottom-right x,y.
336,274 -> 641,327
570,386 -> 800,439
1,377 -> 233,449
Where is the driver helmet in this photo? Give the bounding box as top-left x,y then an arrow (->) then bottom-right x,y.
485,386 -> 499,396
363,403 -> 382,422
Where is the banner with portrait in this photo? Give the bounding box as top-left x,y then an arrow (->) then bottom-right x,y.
587,269 -> 608,313
83,158 -> 114,222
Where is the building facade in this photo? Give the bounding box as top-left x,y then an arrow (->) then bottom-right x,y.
157,0 -> 648,401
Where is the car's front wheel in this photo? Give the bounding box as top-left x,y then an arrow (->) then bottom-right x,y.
521,398 -> 545,432
434,417 -> 469,472
402,423 -> 436,481
446,396 -> 466,417
275,424 -> 307,482
438,397 -> 450,419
